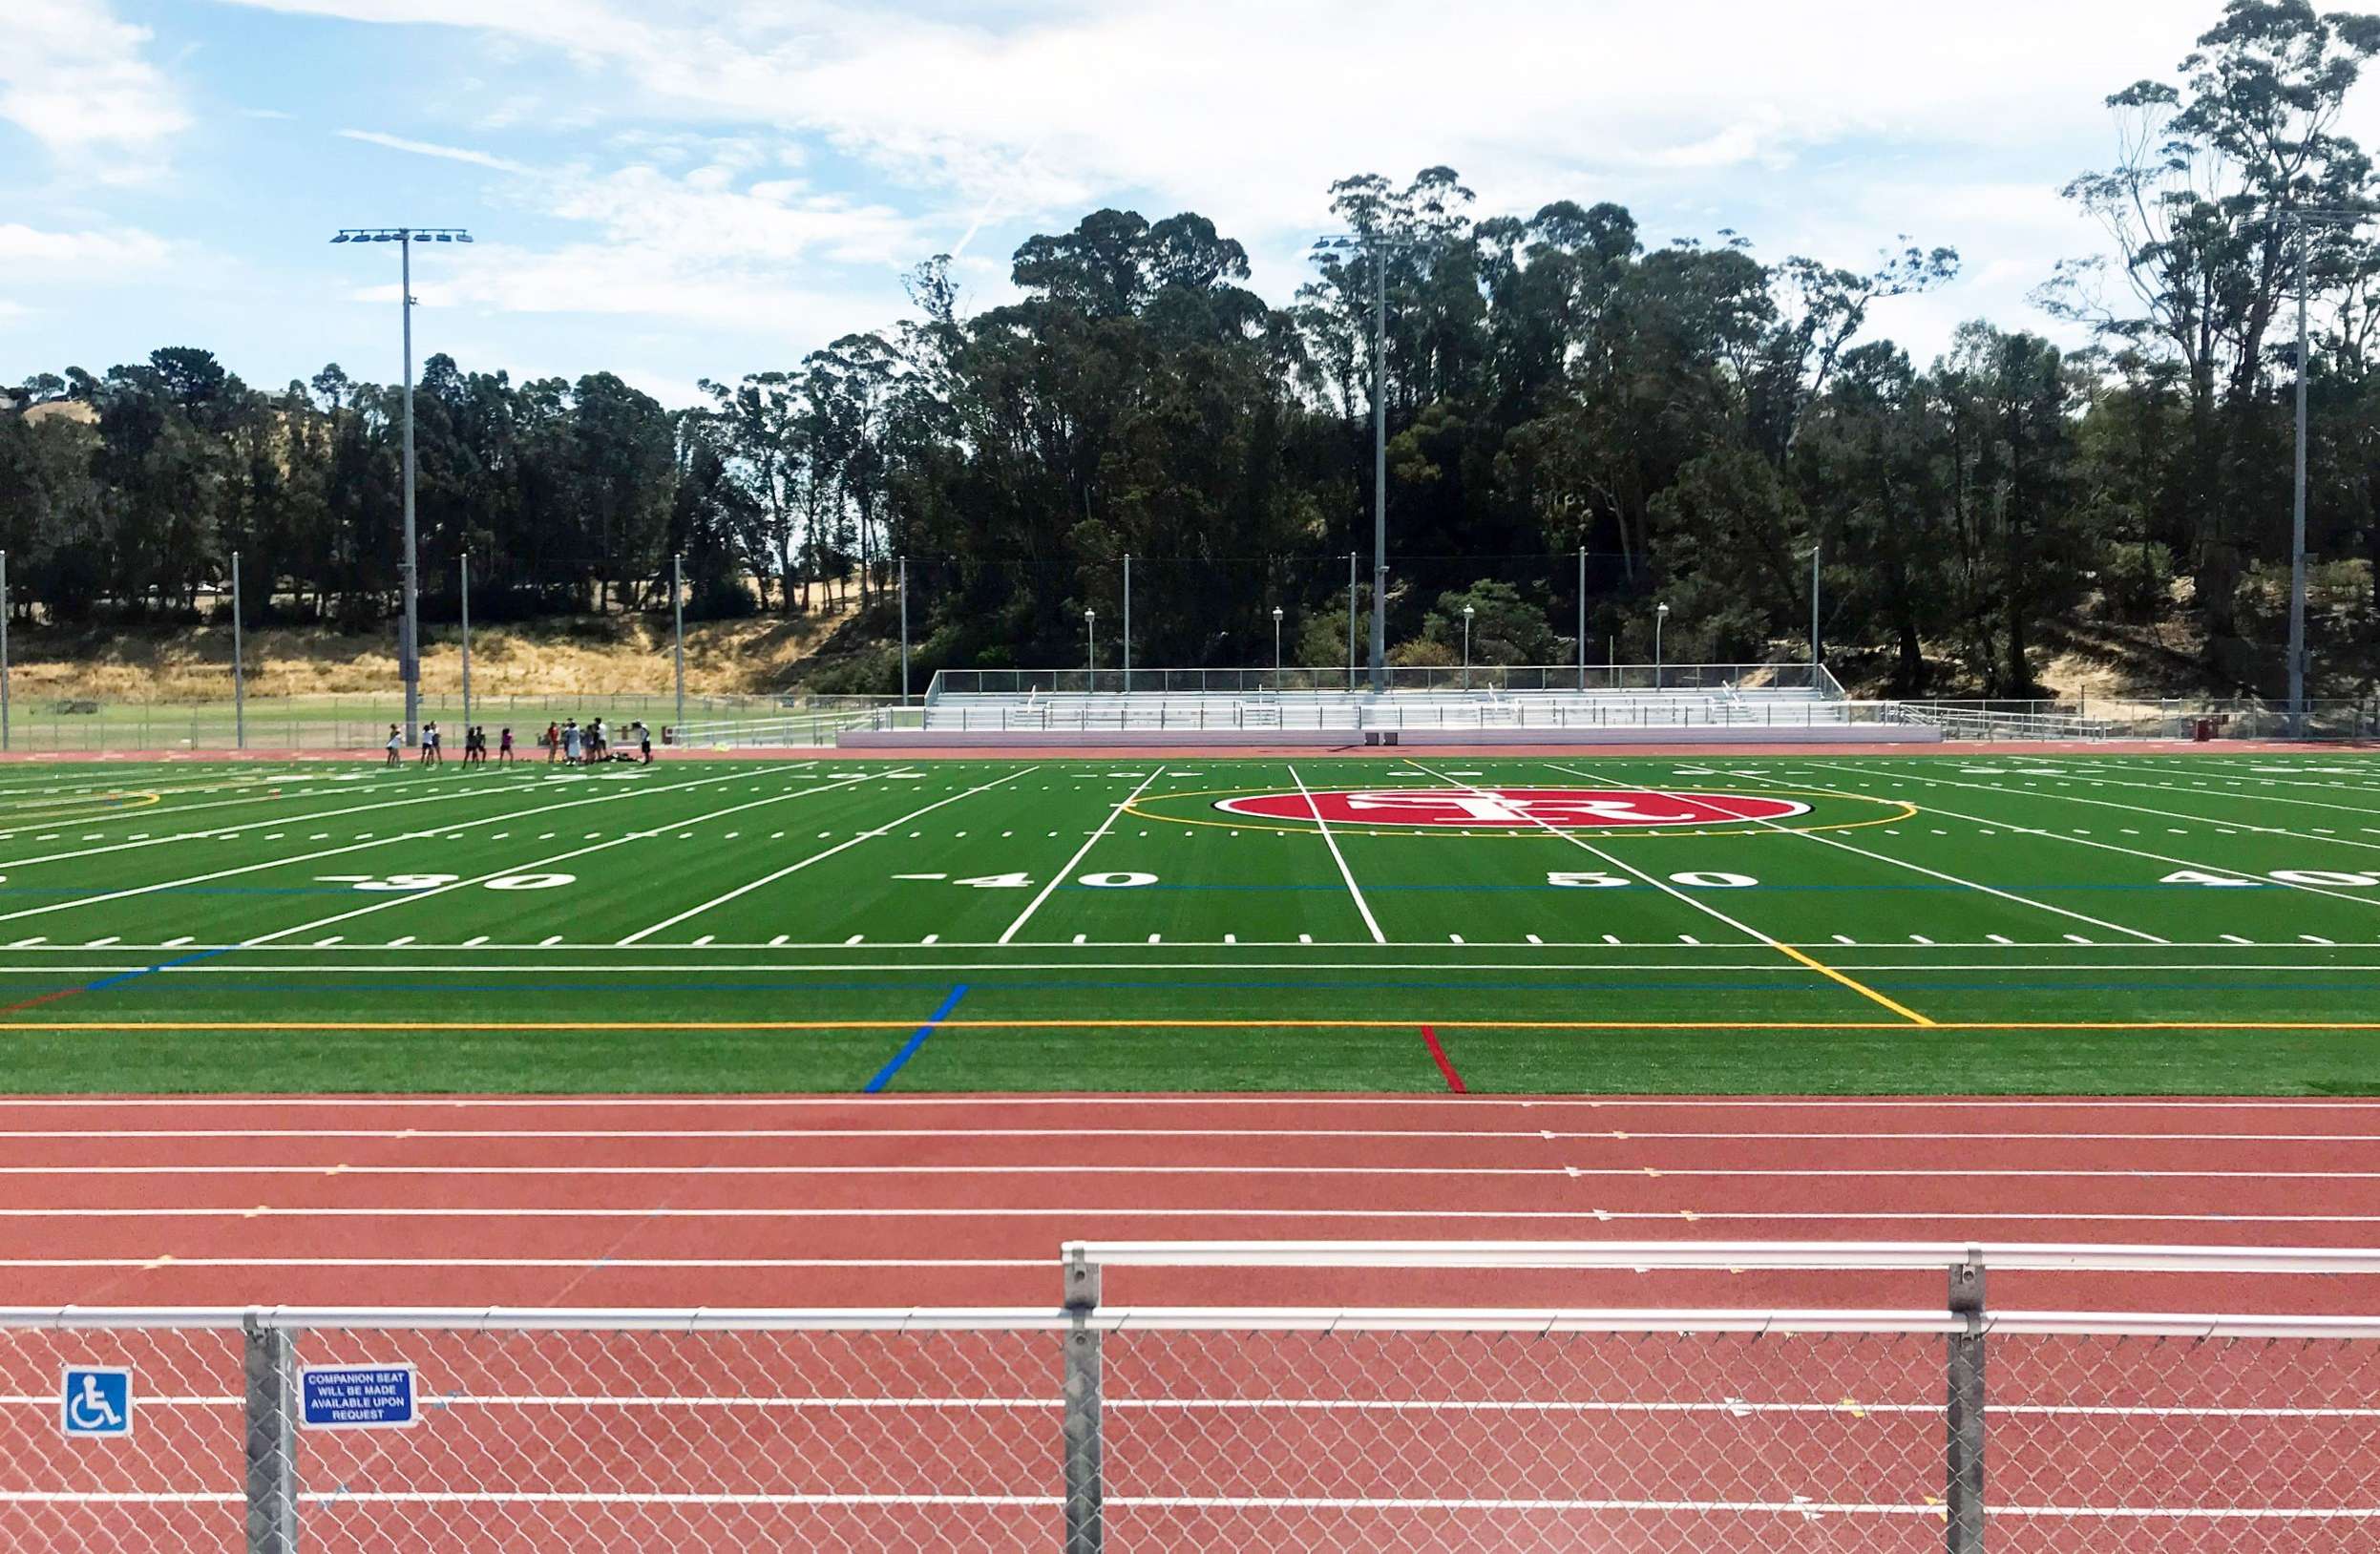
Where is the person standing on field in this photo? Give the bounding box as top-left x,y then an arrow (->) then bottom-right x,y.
544,722 -> 560,764
498,726 -> 516,764
385,724 -> 402,767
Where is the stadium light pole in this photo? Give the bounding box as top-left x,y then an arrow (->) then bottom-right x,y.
896,555 -> 909,707
0,550 -> 10,752
1577,544 -> 1587,692
673,552 -> 686,734
231,551 -> 245,750
1121,553 -> 1131,692
1346,552 -> 1358,692
331,226 -> 473,746
458,551 -> 472,739
1654,601 -> 1669,690
1806,541 -> 1822,681
1313,230 -> 1434,696
1085,608 -> 1096,685
2257,205 -> 2376,736
1462,604 -> 1474,691
1272,605 -> 1284,687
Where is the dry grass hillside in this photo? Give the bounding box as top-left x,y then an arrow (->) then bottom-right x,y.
8,609 -> 858,703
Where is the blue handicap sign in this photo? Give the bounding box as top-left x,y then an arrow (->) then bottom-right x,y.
62,1367 -> 132,1438
300,1365 -> 417,1429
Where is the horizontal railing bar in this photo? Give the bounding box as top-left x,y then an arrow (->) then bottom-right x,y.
1064,1239 -> 2380,1274
7,1305 -> 2380,1340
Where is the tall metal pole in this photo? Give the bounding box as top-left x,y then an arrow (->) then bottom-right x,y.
458,551 -> 472,739
1462,607 -> 1472,691
1369,248 -> 1388,695
1347,552 -> 1358,692
400,232 -> 420,747
2292,226 -> 2311,738
1576,544 -> 1586,691
232,551 -> 245,750
1121,553 -> 1130,693
1810,540 -> 1822,678
672,552 -> 686,735
897,555 -> 910,706
1085,610 -> 1096,682
0,550 -> 10,753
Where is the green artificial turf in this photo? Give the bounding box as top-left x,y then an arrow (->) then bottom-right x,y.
2,749 -> 2379,1095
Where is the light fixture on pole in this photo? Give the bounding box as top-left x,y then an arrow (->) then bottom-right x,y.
1462,603 -> 1475,691
1654,602 -> 1670,690
1085,608 -> 1097,683
330,226 -> 474,747
1311,229 -> 1435,696
1272,605 -> 1284,685
2262,205 -> 2376,737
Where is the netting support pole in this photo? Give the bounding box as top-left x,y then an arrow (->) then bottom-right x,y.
1946,1251 -> 1987,1554
1062,1248 -> 1105,1554
243,1312 -> 300,1554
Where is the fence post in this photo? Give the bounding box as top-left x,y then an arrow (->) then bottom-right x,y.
1946,1250 -> 1987,1554
1062,1246 -> 1105,1554
243,1312 -> 300,1554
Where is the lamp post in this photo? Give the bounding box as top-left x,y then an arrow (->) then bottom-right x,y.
1654,602 -> 1670,690
1312,229 -> 1435,695
1121,553 -> 1131,693
1462,604 -> 1475,690
896,555 -> 909,707
1806,541 -> 1822,682
231,551 -> 245,750
458,551 -> 472,739
2260,205 -> 2376,736
330,226 -> 473,747
1085,608 -> 1096,685
1272,605 -> 1284,687
673,552 -> 686,734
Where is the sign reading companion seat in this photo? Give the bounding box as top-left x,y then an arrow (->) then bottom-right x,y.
300,1364 -> 418,1429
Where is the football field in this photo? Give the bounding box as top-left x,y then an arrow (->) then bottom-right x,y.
5,749 -> 2380,1095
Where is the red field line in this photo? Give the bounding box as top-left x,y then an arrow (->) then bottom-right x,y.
1418,1026 -> 1466,1093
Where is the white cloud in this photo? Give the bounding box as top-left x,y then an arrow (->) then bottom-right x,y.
338,128 -> 533,174
0,223 -> 178,273
0,0 -> 191,178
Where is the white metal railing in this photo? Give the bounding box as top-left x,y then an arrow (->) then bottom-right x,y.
902,698 -> 1898,734
926,663 -> 1834,700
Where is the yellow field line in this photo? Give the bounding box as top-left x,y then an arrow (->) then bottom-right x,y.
1768,942 -> 1937,1026
9,1019 -> 2380,1033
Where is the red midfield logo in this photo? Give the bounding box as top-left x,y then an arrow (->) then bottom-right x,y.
1213,788 -> 1812,829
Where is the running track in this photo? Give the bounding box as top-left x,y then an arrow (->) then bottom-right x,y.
6,1093 -> 2379,1315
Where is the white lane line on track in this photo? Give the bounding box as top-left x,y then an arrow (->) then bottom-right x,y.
6,1164 -> 2379,1182
239,773 -> 891,949
1289,763 -> 1385,944
997,766 -> 1167,944
1556,761 -> 2169,947
7,1126 -> 2374,1143
0,766 -> 794,928
9,1208 -> 2380,1225
0,1093 -> 2373,1109
616,767 -> 1039,945
0,1257 -> 1041,1269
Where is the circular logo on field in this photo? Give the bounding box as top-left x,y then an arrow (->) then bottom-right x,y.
1211,788 -> 1811,830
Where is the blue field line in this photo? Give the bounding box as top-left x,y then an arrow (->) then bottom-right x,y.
863,984 -> 971,1094
79,946 -> 241,994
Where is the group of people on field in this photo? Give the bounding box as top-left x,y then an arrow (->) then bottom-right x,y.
540,716 -> 650,766
383,717 -> 652,766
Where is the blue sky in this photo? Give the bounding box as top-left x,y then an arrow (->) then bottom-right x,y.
0,1 -> 2305,408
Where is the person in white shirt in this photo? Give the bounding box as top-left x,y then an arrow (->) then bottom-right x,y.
385,724 -> 402,767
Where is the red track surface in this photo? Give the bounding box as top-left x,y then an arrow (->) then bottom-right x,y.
4,1093 -> 2378,1315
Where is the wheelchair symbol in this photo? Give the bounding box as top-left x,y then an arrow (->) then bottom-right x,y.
62,1368 -> 131,1438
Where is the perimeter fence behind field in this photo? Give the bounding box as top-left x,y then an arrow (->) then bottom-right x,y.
8,1243 -> 2380,1553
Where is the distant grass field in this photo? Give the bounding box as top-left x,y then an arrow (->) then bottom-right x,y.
3,750 -> 2379,1095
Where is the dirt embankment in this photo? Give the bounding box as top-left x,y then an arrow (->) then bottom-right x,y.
6,611 -> 855,702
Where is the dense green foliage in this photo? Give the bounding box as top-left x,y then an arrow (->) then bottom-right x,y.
10,1 -> 2380,696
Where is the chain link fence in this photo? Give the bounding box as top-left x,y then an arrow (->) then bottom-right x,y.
7,1242 -> 2380,1551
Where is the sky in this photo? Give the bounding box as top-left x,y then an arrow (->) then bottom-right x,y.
0,0 -> 2319,410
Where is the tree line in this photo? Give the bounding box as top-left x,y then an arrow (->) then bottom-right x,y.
6,0 -> 2380,698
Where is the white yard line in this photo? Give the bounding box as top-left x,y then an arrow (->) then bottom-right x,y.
2048,759 -> 2380,826
1799,760 -> 2380,913
616,767 -> 1039,945
997,767 -> 1166,945
0,769 -> 564,872
0,766 -> 804,930
242,773 -> 887,948
1288,763 -> 1384,944
1552,761 -> 2165,947
1847,761 -> 2380,854
1406,760 -> 1935,1025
